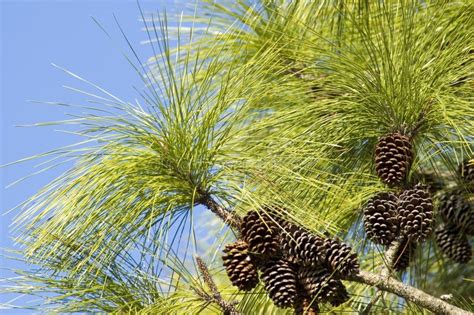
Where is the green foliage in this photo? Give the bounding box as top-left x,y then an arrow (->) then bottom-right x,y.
2,0 -> 473,313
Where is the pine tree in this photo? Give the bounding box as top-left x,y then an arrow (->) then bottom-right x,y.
2,1 -> 473,314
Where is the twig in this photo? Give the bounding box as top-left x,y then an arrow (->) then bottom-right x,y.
195,256 -> 241,315
199,193 -> 242,231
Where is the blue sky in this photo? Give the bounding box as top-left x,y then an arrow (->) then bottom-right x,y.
1,0 -> 187,310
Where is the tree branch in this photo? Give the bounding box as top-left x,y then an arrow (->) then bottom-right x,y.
201,198 -> 471,314
199,194 -> 242,231
349,271 -> 471,315
195,256 -> 241,315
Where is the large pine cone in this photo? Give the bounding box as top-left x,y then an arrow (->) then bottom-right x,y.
260,259 -> 298,308
459,159 -> 474,184
222,240 -> 259,291
435,225 -> 472,264
241,211 -> 280,258
375,133 -> 413,186
281,222 -> 326,266
322,238 -> 360,277
364,192 -> 399,245
393,240 -> 416,272
398,184 -> 434,242
438,190 -> 474,235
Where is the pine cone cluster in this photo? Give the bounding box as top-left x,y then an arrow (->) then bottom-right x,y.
222,209 -> 357,310
363,184 -> 433,258
435,225 -> 472,264
374,133 -> 413,186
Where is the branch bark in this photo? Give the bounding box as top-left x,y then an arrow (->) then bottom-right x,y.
195,256 -> 241,315
199,194 -> 242,231
350,271 -> 472,315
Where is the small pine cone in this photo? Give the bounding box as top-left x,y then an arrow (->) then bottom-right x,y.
261,259 -> 298,308
281,222 -> 326,266
435,225 -> 472,264
241,211 -> 280,258
459,159 -> 474,183
398,184 -> 434,242
322,238 -> 360,277
294,296 -> 319,315
222,240 -> 259,291
393,240 -> 416,272
438,190 -> 474,235
375,133 -> 413,186
364,192 -> 399,245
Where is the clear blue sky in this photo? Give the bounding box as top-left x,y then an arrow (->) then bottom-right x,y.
1,0 -> 185,310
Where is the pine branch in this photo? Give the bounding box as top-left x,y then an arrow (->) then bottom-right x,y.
349,271 -> 471,315
202,198 -> 472,315
199,193 -> 242,231
195,256 -> 240,315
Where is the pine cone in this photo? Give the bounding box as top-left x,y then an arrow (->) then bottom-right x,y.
241,211 -> 280,258
375,133 -> 413,186
398,184 -> 434,242
435,224 -> 472,264
298,266 -> 349,306
222,240 -> 259,291
438,190 -> 474,235
281,222 -> 326,266
298,266 -> 339,302
322,238 -> 360,277
459,159 -> 474,184
261,259 -> 298,308
393,240 -> 416,272
364,192 -> 399,245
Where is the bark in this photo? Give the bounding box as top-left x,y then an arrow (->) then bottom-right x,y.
195,256 -> 241,315
350,271 -> 472,315
199,195 -> 242,232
